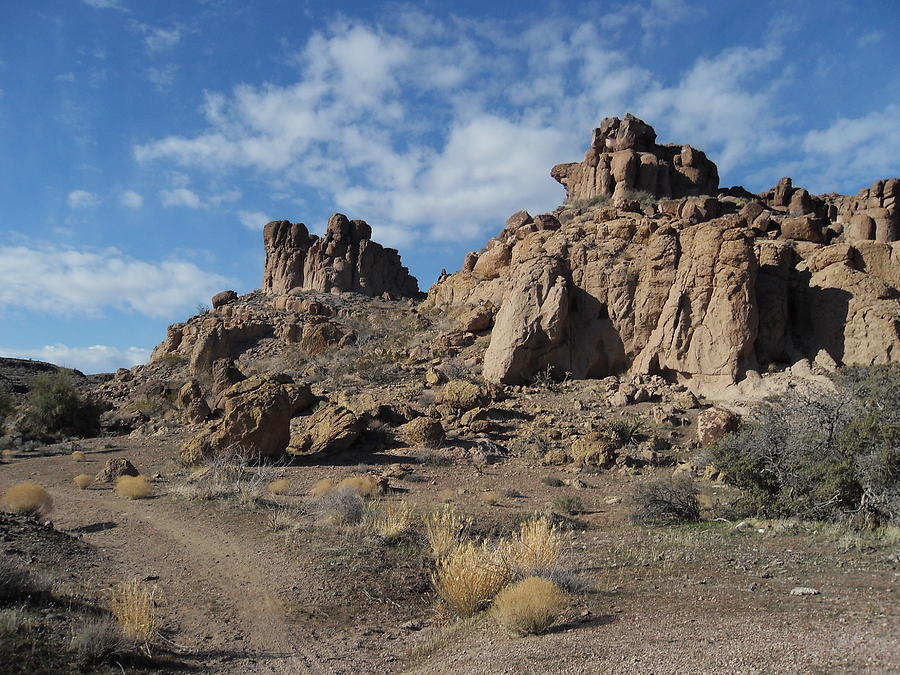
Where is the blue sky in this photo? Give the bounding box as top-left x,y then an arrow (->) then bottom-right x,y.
1,0 -> 898,373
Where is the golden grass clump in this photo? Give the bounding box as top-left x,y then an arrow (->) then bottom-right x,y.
480,490 -> 503,506
422,505 -> 471,558
309,478 -> 335,496
110,579 -> 157,655
490,576 -> 569,636
115,475 -> 152,500
71,450 -> 87,462
432,540 -> 510,618
73,474 -> 93,490
336,475 -> 380,497
501,516 -> 562,578
371,500 -> 414,540
267,478 -> 290,495
1,481 -> 53,516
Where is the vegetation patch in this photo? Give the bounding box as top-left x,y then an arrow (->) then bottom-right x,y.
1,481 -> 53,517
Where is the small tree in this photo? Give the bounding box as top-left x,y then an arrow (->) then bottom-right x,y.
19,371 -> 101,440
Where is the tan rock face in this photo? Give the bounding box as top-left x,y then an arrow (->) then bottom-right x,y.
551,114 -> 719,203
697,407 -> 740,445
290,404 -> 366,455
181,374 -> 314,464
262,213 -> 421,298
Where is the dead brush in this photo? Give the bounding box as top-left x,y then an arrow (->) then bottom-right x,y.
69,614 -> 131,664
500,516 -> 562,578
369,500 -> 414,541
73,474 -> 93,490
490,576 -> 569,636
115,475 -> 153,500
431,540 -> 510,618
1,481 -> 53,516
422,505 -> 471,558
71,450 -> 87,462
110,579 -> 157,656
171,446 -> 278,507
267,478 -> 290,495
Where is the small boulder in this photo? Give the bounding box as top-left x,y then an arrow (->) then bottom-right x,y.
400,417 -> 445,448
211,290 -> 238,308
696,406 -> 740,445
434,380 -> 492,411
291,404 -> 366,455
95,457 -> 140,483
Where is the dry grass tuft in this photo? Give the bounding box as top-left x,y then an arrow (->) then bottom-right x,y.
110,579 -> 157,655
432,540 -> 510,618
309,478 -> 335,496
69,614 -> 130,663
491,576 -> 569,636
1,481 -> 53,516
267,478 -> 290,495
480,490 -> 503,506
71,450 -> 87,462
422,505 -> 471,558
501,516 -> 562,578
371,500 -> 414,540
115,475 -> 152,500
73,474 -> 93,490
336,475 -> 381,497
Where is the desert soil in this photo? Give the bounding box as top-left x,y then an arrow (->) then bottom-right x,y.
1,434 -> 898,674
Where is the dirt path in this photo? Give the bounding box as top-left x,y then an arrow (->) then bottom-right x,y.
2,446 -> 328,673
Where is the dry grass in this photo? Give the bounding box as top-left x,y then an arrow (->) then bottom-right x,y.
336,475 -> 381,497
110,579 -> 157,655
370,500 -> 414,540
115,475 -> 152,500
490,576 -> 569,636
422,506 -> 471,558
171,448 -> 276,507
480,490 -> 503,506
73,474 -> 93,490
69,614 -> 130,664
1,481 -> 53,516
309,478 -> 335,496
501,516 -> 562,578
432,540 -> 510,618
267,478 -> 290,495
71,450 -> 87,462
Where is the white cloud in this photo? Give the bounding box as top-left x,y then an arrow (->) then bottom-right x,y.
0,244 -> 231,319
119,190 -> 144,209
82,0 -> 123,9
67,189 -> 100,208
146,64 -> 178,91
144,26 -> 182,52
237,210 -> 271,230
160,188 -> 202,208
0,344 -> 150,374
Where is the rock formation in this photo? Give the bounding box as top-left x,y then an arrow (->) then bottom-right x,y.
262,213 -> 421,299
551,114 -> 719,203
425,116 -> 900,395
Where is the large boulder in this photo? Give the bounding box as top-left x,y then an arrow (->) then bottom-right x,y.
181,374 -> 314,464
290,404 -> 366,455
262,213 -> 422,298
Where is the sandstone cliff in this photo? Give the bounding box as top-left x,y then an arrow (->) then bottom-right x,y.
262,213 -> 421,299
426,117 -> 900,395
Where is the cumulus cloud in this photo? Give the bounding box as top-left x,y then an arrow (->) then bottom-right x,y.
160,187 -> 202,208
146,64 -> 178,91
67,189 -> 100,208
0,344 -> 150,374
237,210 -> 271,230
0,244 -> 231,319
144,26 -> 182,52
119,190 -> 144,209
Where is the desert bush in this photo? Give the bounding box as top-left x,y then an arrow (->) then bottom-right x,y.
18,371 -> 101,440
172,446 -> 277,507
71,450 -> 86,462
415,451 -> 453,467
422,506 -> 471,558
1,481 -> 53,516
530,365 -> 570,392
551,494 -> 585,515
73,474 -> 93,490
602,416 -> 644,446
309,478 -> 335,496
157,352 -> 187,369
0,387 -> 13,424
110,579 -> 157,656
115,475 -> 152,500
491,576 -> 569,636
335,475 -> 380,497
709,364 -> 900,523
69,614 -> 130,664
370,500 -> 414,541
631,476 -> 701,524
501,516 -> 562,578
431,540 -> 510,618
0,556 -> 52,602
542,476 -> 565,487
267,478 -> 290,495
309,485 -> 367,526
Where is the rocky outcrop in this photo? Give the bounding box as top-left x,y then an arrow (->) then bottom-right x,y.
262,213 -> 421,298
289,404 -> 366,456
181,374 -> 315,463
551,114 -> 719,203
425,119 -> 900,395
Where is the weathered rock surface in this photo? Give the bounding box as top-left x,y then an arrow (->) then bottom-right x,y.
181,374 -> 314,463
95,457 -> 140,483
263,213 -> 421,298
400,416 -> 445,448
551,114 -> 719,203
425,119 -> 900,395
696,407 -> 741,446
290,404 -> 366,455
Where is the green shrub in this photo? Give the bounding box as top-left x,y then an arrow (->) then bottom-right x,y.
551,494 -> 585,515
709,364 -> 899,524
18,372 -> 101,440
